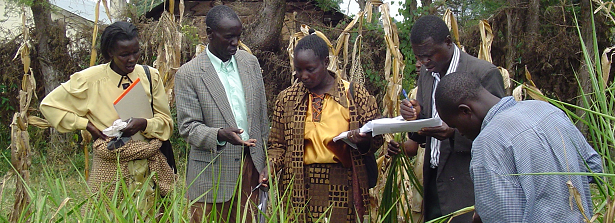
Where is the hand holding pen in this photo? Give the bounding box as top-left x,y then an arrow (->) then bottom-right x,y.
400,89 -> 420,121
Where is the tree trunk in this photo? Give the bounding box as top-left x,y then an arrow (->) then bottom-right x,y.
31,0 -> 72,158
242,0 -> 286,52
111,0 -> 127,21
576,0 -> 594,134
505,0 -> 522,95
356,0 -> 366,11
527,0 -> 539,40
31,0 -> 66,96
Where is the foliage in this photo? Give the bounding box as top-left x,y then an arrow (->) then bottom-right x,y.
0,145 -> 336,222
378,134 -> 422,223
314,0 -> 343,12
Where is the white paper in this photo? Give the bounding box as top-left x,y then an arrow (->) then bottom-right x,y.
369,116 -> 442,136
333,116 -> 442,149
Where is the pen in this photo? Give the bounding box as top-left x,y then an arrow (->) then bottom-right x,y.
402,89 -> 414,109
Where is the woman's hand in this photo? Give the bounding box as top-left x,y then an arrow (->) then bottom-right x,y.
122,118 -> 147,137
347,129 -> 370,145
86,121 -> 108,141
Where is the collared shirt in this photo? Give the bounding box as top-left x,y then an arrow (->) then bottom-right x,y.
471,96 -> 602,222
429,45 -> 460,168
206,47 -> 249,142
40,63 -> 173,140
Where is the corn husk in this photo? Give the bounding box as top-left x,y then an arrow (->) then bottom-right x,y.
9,8 -> 35,221
443,9 -> 462,49
478,20 -> 493,63
600,46 -> 614,89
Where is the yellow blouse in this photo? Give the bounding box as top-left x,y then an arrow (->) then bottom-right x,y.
304,81 -> 351,166
40,63 -> 173,140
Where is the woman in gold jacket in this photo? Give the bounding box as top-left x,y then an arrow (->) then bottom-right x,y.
264,34 -> 383,222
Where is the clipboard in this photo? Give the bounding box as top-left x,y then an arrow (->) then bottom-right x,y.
113,78 -> 152,141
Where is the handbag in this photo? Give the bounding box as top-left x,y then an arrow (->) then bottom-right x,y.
143,65 -> 177,174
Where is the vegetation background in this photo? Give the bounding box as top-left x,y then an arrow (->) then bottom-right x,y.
1,0 -> 614,222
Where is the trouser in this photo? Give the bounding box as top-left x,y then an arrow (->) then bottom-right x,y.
190,153 -> 260,223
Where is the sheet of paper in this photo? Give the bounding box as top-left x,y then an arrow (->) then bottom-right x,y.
370,116 -> 442,136
333,116 -> 442,149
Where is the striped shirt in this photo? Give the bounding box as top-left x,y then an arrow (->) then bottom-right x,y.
429,45 -> 460,168
471,97 -> 602,222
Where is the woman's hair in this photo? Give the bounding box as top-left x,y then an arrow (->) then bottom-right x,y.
100,21 -> 139,61
294,33 -> 329,61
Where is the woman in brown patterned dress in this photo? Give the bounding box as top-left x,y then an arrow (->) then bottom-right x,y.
264,34 -> 383,222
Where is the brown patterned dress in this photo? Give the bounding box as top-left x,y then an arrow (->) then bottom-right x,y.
268,74 -> 383,222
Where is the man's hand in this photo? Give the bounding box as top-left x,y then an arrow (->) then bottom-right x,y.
258,167 -> 269,189
386,139 -> 419,158
400,99 -> 420,121
418,122 -> 455,140
86,121 -> 108,141
386,140 -> 401,158
218,127 -> 257,147
122,118 -> 147,137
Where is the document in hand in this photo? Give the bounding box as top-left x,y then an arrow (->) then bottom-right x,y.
113,78 -> 152,141
367,116 -> 442,136
333,116 -> 442,149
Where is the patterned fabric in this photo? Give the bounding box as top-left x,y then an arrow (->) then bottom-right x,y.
471,97 -> 603,222
175,50 -> 270,203
90,138 -> 176,197
268,74 -> 383,222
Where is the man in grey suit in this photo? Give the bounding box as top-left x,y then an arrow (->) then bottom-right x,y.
175,5 -> 269,223
392,15 -> 505,222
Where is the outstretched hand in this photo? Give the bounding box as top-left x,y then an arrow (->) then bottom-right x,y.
418,122 -> 455,140
218,127 -> 256,147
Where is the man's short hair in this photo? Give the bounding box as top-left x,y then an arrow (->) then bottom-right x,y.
206,5 -> 240,30
294,34 -> 329,61
435,72 -> 482,112
410,15 -> 451,44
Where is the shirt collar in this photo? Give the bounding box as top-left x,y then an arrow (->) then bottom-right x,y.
106,62 -> 137,89
206,45 -> 236,72
482,96 -> 516,130
431,45 -> 461,78
299,71 -> 349,108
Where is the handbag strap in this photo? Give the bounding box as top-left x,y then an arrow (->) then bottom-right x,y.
142,65 -> 155,116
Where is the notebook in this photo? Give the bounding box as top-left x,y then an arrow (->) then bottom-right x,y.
113,78 -> 152,141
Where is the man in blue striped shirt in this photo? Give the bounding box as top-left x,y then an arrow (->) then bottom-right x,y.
434,72 -> 602,222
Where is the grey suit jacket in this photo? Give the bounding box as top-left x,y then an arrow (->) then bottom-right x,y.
410,51 -> 505,222
175,50 -> 269,203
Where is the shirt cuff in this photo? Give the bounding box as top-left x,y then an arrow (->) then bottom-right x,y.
144,118 -> 153,134
76,117 -> 89,130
